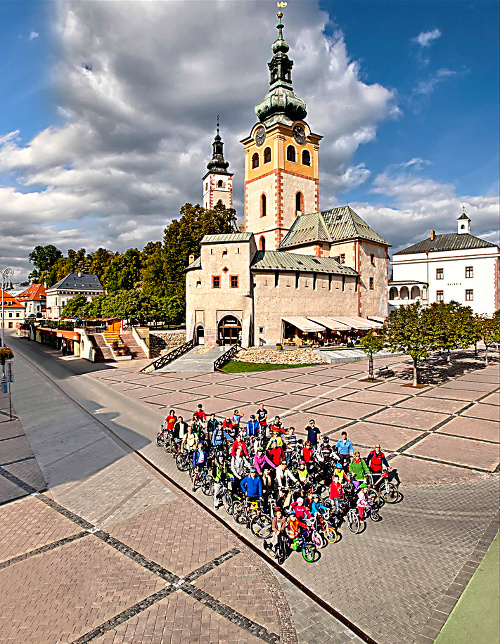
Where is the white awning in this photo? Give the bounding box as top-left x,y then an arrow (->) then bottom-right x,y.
367,315 -> 386,324
329,316 -> 382,329
282,317 -> 326,333
307,316 -> 352,331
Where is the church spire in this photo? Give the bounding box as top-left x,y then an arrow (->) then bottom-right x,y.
207,116 -> 230,173
255,9 -> 307,126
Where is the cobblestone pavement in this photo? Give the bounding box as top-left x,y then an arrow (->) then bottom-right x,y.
3,336 -> 500,644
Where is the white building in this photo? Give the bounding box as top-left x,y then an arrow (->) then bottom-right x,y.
45,273 -> 104,320
389,213 -> 499,316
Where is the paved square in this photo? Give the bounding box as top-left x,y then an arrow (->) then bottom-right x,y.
437,416 -> 499,442
339,389 -> 410,406
405,433 -> 499,471
339,421 -> 423,451
460,403 -> 499,422
440,380 -> 499,393
307,399 -> 379,419
366,407 -> 448,430
389,455 -> 477,485
480,391 -> 500,405
419,388 -> 486,402
394,396 -> 468,414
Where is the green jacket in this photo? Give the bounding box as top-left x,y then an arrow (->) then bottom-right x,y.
349,458 -> 370,481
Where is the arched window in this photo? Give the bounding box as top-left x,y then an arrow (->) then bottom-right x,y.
295,192 -> 304,215
389,287 -> 398,300
217,179 -> 224,188
252,152 -> 259,169
260,193 -> 267,217
400,286 -> 409,300
287,145 -> 296,162
302,150 -> 311,166
411,286 -> 421,300
259,236 -> 266,251
263,147 -> 271,163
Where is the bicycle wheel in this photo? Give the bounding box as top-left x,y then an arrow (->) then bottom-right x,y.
347,510 -> 361,534
176,454 -> 188,471
202,476 -> 214,497
311,530 -> 324,549
232,502 -> 246,523
302,545 -> 318,563
380,482 -> 401,504
222,491 -> 233,515
165,435 -> 174,454
325,525 -> 339,544
156,434 -> 165,447
369,509 -> 381,522
366,487 -> 381,508
250,514 -> 273,539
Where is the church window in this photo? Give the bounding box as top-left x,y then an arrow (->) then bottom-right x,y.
369,277 -> 374,290
302,150 -> 311,166
230,275 -> 239,288
295,192 -> 304,215
260,194 -> 267,218
287,145 -> 296,162
212,276 -> 221,289
259,236 -> 266,251
217,180 -> 224,188
264,147 -> 272,163
252,152 -> 259,169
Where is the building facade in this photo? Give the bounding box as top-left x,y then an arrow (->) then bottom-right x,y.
202,121 -> 233,211
45,273 -> 104,320
389,214 -> 499,316
0,289 -> 25,330
16,283 -> 47,319
185,12 -> 389,347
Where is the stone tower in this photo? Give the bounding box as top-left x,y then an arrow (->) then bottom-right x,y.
241,10 -> 322,251
202,119 -> 233,210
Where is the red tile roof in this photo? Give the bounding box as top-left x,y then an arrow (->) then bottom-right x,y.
0,289 -> 25,309
17,283 -> 47,302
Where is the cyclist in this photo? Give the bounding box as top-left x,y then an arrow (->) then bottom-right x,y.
240,467 -> 263,503
231,409 -> 244,434
231,446 -> 250,489
357,483 -> 370,520
310,493 -> 329,516
305,419 -> 321,446
329,474 -> 344,514
194,403 -> 207,426
296,460 -> 310,489
291,496 -> 312,521
264,507 -> 287,558
256,403 -> 268,437
181,426 -> 198,454
366,444 -> 389,475
164,409 -> 177,433
268,438 -> 285,467
209,416 -> 232,454
231,434 -> 249,458
275,460 -> 297,493
253,446 -> 275,475
246,414 -> 260,438
173,416 -> 188,447
335,431 -> 354,469
349,451 -> 370,489
333,461 -> 350,484
212,453 -> 229,510
283,426 -> 297,464
269,416 -> 285,434
191,441 -> 207,491
302,440 -> 314,465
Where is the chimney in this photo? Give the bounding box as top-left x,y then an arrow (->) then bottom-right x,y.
188,254 -> 195,265
430,230 -> 435,241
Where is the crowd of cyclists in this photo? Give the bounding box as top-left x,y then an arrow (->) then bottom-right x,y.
157,403 -> 402,563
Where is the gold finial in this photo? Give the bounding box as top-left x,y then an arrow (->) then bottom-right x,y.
277,1 -> 287,7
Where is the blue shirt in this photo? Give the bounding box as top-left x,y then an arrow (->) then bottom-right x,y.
240,475 -> 262,498
306,425 -> 320,445
247,419 -> 260,436
336,438 -> 353,455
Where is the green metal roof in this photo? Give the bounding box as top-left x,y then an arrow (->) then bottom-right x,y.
279,206 -> 389,249
394,233 -> 497,255
185,256 -> 201,271
250,250 -> 358,275
201,232 -> 253,244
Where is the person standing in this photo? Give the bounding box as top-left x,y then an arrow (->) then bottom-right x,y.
335,431 -> 354,469
305,419 -> 321,446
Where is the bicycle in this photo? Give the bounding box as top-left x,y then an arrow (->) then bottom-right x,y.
288,525 -> 320,563
371,471 -> 401,504
156,425 -> 167,447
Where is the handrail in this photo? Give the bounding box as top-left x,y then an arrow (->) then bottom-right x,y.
139,338 -> 194,373
213,344 -> 242,371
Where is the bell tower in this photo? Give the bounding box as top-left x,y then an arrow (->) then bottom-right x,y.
241,9 -> 322,250
203,118 -> 233,210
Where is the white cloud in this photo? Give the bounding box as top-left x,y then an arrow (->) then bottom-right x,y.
413,28 -> 441,48
0,0 -> 398,278
29,31 -> 39,40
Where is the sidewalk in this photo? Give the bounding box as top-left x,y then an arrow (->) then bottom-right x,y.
434,531 -> 499,644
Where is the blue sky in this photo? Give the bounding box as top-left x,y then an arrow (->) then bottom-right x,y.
0,0 -> 498,279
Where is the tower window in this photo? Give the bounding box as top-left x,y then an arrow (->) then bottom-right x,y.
369,277 -> 374,290
205,183 -> 208,190
212,276 -> 221,289
217,179 -> 224,188
370,254 -> 375,266
287,145 -> 296,162
260,193 -> 267,218
263,147 -> 271,163
230,275 -> 239,288
339,254 -> 345,264
259,236 -> 266,251
252,152 -> 259,169
302,150 -> 311,166
295,192 -> 304,215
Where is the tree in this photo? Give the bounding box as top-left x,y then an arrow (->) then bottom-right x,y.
474,312 -> 500,365
61,295 -> 88,318
426,301 -> 477,361
140,243 -> 168,297
100,290 -> 143,320
359,331 -> 386,380
28,245 -> 63,283
383,302 -> 435,386
88,248 -> 116,281
103,248 -> 143,292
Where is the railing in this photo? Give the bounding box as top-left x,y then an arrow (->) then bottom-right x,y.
213,344 -> 243,371
139,339 -> 194,373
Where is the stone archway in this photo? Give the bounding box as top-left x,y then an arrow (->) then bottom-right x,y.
217,315 -> 242,346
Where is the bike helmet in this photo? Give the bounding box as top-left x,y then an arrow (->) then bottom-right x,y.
257,446 -> 263,452
323,437 -> 330,443
299,460 -> 306,466
359,483 -> 368,489
335,463 -> 343,469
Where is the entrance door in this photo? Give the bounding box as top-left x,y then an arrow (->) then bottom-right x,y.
196,326 -> 205,345
218,315 -> 242,346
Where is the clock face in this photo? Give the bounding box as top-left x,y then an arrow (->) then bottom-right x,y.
255,125 -> 266,146
293,124 -> 306,145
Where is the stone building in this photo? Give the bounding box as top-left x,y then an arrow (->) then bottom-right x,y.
185,11 -> 389,347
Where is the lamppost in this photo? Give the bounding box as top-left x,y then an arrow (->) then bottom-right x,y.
1,267 -> 14,348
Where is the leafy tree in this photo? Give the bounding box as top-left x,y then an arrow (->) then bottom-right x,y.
140,243 -> 168,297
100,289 -> 143,320
474,312 -> 500,365
28,245 -> 63,282
383,302 -> 435,386
61,294 -> 88,318
426,301 -> 477,361
103,248 -> 143,292
359,331 -> 386,380
88,248 -> 116,281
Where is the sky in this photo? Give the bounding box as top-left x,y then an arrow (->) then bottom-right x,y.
0,0 -> 498,282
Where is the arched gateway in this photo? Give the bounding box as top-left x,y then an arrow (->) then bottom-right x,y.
218,315 -> 242,346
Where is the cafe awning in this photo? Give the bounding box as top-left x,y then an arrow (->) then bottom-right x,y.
329,316 -> 382,329
367,315 -> 386,324
282,317 -> 326,333
307,317 -> 352,331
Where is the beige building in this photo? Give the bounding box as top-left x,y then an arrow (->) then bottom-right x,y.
185,11 -> 389,347
45,273 -> 104,320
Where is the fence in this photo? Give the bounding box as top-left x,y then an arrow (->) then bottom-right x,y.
213,344 -> 242,371
139,339 -> 194,373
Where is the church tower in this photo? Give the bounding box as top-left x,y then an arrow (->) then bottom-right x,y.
203,119 -> 233,210
241,10 -> 322,251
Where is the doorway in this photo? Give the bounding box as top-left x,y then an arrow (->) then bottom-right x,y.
218,315 -> 242,346
196,325 -> 205,345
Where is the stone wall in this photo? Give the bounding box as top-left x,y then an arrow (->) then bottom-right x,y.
149,330 -> 186,357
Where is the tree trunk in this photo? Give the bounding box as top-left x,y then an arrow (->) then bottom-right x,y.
413,357 -> 419,387
485,344 -> 489,366
369,355 -> 374,380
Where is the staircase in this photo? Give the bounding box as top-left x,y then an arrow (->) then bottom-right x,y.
120,331 -> 148,359
88,333 -> 114,362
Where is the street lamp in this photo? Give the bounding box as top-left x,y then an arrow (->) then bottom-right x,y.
1,267 -> 14,348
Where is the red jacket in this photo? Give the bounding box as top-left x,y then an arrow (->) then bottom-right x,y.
329,481 -> 344,500
231,439 -> 248,458
268,446 -> 285,466
302,447 -> 313,463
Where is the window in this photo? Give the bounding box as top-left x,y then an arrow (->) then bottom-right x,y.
465,266 -> 473,278
313,274 -> 317,290
8,312 -> 12,318
339,254 -> 345,264
369,277 -> 374,290
259,236 -> 266,251
260,193 -> 267,217
370,254 -> 375,266
295,272 -> 300,288
236,247 -> 240,254
295,191 -> 304,215
436,268 -> 444,280
465,289 -> 474,301
302,149 -> 311,166
286,145 -> 296,162
328,274 -> 332,291
230,275 -> 239,288
222,249 -> 227,256
274,271 -> 279,287
205,183 -> 208,190
212,276 -> 221,289
196,280 -> 202,288
259,326 -> 265,334
252,152 -> 259,169
436,290 -> 444,302
217,179 -> 224,188
16,312 -> 20,317
342,276 -> 345,292
263,147 -> 271,163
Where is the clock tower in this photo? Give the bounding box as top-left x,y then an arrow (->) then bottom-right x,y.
203,119 -> 233,211
241,10 -> 322,250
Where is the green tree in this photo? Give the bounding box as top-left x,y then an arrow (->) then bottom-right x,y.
103,249 -> 143,292
383,302 -> 435,386
140,243 -> 168,297
100,289 -> 143,320
61,294 -> 88,318
359,331 -> 386,380
426,301 -> 477,361
28,245 -> 63,283
474,312 -> 500,365
88,248 -> 116,281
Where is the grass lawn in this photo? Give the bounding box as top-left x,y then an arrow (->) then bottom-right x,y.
221,360 -> 322,373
